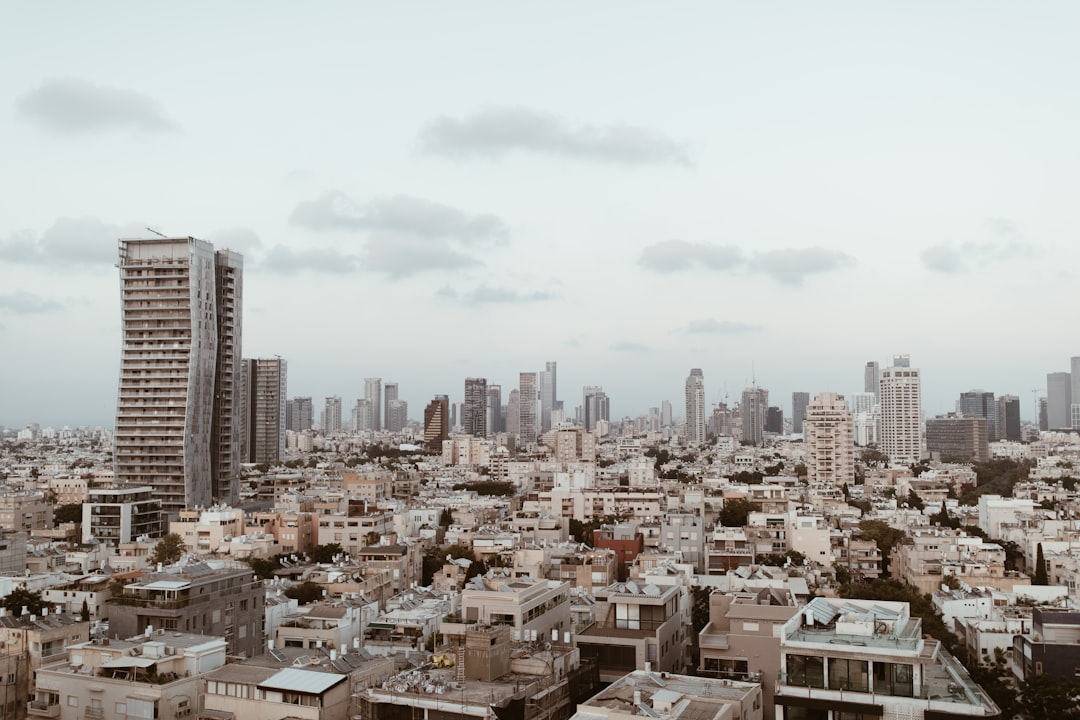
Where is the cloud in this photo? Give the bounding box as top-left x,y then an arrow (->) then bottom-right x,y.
610,341 -> 651,352
748,247 -> 854,286
0,216 -> 123,267
921,244 -> 965,273
0,290 -> 64,315
921,219 -> 1033,274
290,192 -> 508,245
16,77 -> 176,134
364,232 -> 480,278
639,240 -> 743,273
260,245 -> 360,275
683,318 -> 761,334
419,106 -> 691,166
437,284 -> 557,305
208,227 -> 263,256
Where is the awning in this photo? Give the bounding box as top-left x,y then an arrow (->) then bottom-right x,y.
103,657 -> 156,669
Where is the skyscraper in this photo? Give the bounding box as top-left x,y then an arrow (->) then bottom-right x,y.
804,392 -> 854,486
996,395 -> 1021,442
384,382 -> 399,430
365,378 -> 382,432
519,372 -> 538,444
792,392 -> 810,434
1072,357 -> 1080,428
540,361 -> 557,432
324,396 -> 342,435
740,386 -> 768,446
353,398 -> 374,432
684,369 -> 706,445
765,406 -> 784,434
423,395 -> 449,451
661,400 -> 673,428
487,385 -> 503,434
958,390 -> 995,441
289,396 -> 313,432
386,399 -> 408,433
1047,372 -> 1071,430
583,386 -> 609,432
245,357 -> 287,465
506,390 -> 520,435
115,237 -> 243,514
863,361 -> 880,397
463,378 -> 488,437
879,361 -> 923,465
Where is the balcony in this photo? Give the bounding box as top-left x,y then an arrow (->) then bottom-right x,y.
27,701 -> 61,718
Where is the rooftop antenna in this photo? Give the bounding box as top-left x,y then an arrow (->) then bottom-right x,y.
145,227 -> 168,238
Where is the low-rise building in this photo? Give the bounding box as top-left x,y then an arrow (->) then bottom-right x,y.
573,669 -> 763,720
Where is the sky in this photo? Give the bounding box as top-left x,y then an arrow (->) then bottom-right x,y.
2,2 -> 1079,428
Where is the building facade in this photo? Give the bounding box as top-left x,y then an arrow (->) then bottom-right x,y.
520,372 -> 538,445
878,364 -> 923,465
804,392 -> 854,486
685,369 -> 706,445
463,378 -> 488,437
245,357 -> 287,464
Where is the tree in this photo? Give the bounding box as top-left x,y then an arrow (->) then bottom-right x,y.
53,503 -> 84,526
246,554 -> 287,579
1018,673 -> 1080,719
150,533 -> 185,566
1033,543 -> 1049,585
902,490 -> 925,510
718,498 -> 760,527
691,586 -> 712,636
2,587 -> 46,617
929,505 -> 961,529
284,581 -> 324,605
80,598 -> 90,622
465,560 -> 487,581
857,520 -> 905,578
311,543 -> 343,563
859,447 -> 889,468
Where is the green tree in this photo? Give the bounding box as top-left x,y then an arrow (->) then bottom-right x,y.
691,586 -> 712,636
465,560 -> 487,581
245,554 -> 287,579
859,447 -> 889,468
150,533 -> 186,566
311,543 -> 343,563
1018,673 -> 1080,719
2,587 -> 46,616
80,598 -> 90,622
284,581 -> 324,605
902,490 -> 925,510
718,498 -> 760,527
930,505 -> 961,529
857,520 -> 906,578
53,503 -> 84,526
1033,543 -> 1049,585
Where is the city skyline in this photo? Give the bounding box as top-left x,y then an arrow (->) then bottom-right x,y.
3,4 -> 1079,427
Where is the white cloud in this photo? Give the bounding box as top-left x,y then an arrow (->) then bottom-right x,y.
16,77 -> 176,134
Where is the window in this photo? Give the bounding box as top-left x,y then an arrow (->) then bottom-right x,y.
829,658 -> 869,692
786,655 -> 825,688
67,696 -> 78,707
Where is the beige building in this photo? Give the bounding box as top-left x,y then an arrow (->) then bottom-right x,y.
804,392 -> 854,486
460,574 -> 572,642
0,610 -> 89,720
170,505 -> 245,554
0,492 -> 52,533
892,528 -> 1027,594
573,669 -> 763,720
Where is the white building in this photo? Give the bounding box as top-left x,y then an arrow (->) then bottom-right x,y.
879,363 -> 924,465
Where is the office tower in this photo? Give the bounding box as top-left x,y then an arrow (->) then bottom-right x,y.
765,406 -> 784,434
519,372 -> 538,444
383,383 -> 398,429
879,362 -> 923,465
1046,372 -> 1071,430
540,361 -> 557,432
740,386 -> 768,446
487,385 -> 503,434
711,403 -> 734,437
926,416 -> 989,462
958,390 -> 996,441
353,398 -> 374,432
244,357 -> 287,464
463,378 -> 488,437
288,396 -> 313,432
995,395 -> 1020,442
386,399 -> 408,433
792,392 -> 810,434
804,392 -> 854,486
423,395 -> 450,451
506,390 -> 520,435
661,400 -> 672,428
324,396 -> 342,435
583,386 -> 609,432
365,378 -> 382,432
864,361 -> 880,397
685,368 -> 706,445
1072,357 -> 1080,428
1038,397 -> 1048,431
115,237 -> 243,515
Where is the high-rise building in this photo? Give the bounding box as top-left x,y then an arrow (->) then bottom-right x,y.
463,378 -> 487,437
685,369 -> 706,445
740,386 -> 768,446
423,395 -> 450,451
1039,397 -> 1048,431
540,361 -> 557,432
288,396 -> 313,432
711,403 -> 734,437
519,372 -> 538,444
583,386 -> 609,432
892,354 -> 911,368
115,237 -> 243,514
996,394 -> 1021,442
926,416 -> 990,462
487,385 -> 503,434
386,399 -> 408,433
850,392 -> 880,447
1047,372 -> 1071,430
1072,357 -> 1080,428
791,392 -> 810,434
506,390 -> 520,435
245,358 -> 287,464
879,362 -> 923,465
864,361 -> 880,397
804,392 -> 854,486
324,395 -> 342,435
661,400 -> 673,428
958,390 -> 996,441
765,406 -> 784,434
383,383 -> 398,429
365,378 -> 382,432
352,398 -> 374,432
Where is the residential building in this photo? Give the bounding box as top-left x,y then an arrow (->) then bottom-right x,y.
355,543 -> 421,597
352,398 -> 374,432
891,528 -> 1020,594
541,360 -> 558,433
741,387 -> 768,446
520,372 -> 538,445
506,389 -> 520,435
288,396 -> 314,432
878,363 -> 923,465
323,395 -> 342,435
365,377 -> 382,432
864,361 -> 879,397
1012,607 -> 1080,682
791,392 -> 809,434
487,384 -> 503,434
574,669 -> 763,720
0,611 -> 89,720
200,662 -> 351,720
685,369 -> 706,445
423,395 -> 450,451
169,505 -> 246,554
1047,371 -> 1071,430
460,575 -> 572,642
386,399 -> 407,433
82,486 -> 163,544
803,393 -> 853,486
926,415 -> 990,462
0,492 -> 52,533
245,357 -> 287,464
464,378 -> 488,437
584,386 -> 610,432
115,237 -> 243,513
383,382 -> 398,430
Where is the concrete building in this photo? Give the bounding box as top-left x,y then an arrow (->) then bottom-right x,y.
0,611 -> 89,720
541,360 -> 558,433
464,377 -> 488,437
383,382 -> 398,429
423,395 -> 450,451
584,386 -> 610,432
520,372 -> 538,445
365,377 -> 382,432
288,396 -> 314,432
245,357 -> 287,464
323,395 -> 342,435
791,392 -> 809,434
486,384 -> 503,434
958,390 -> 996,441
685,369 -> 706,445
803,392 -> 854,487
385,399 -> 408,433
1012,607 -> 1080,682
1047,371 -> 1071,430
169,505 -> 246,554
996,394 -> 1021,442
82,486 -> 163,544
574,669 -> 763,720
460,575 -> 571,642
115,237 -> 243,513
891,529 -> 1021,594
879,363 -> 924,465
864,361 -> 880,397
774,597 -> 999,720
741,387 -> 768,446
200,662 -> 351,720
0,492 -> 52,533
925,416 -> 990,463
